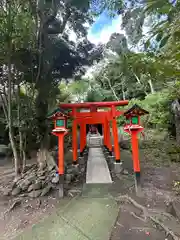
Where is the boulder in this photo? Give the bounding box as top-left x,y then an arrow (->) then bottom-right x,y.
13,176 -> 22,185
39,176 -> 46,180
41,186 -> 52,196
28,181 -> 42,192
28,190 -> 42,198
31,182 -> 42,190
18,179 -> 31,191
37,170 -> 46,177
12,187 -> 21,196
26,174 -> 37,183
27,185 -> 33,192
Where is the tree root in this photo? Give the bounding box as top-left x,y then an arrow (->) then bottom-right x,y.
3,198 -> 21,217
149,216 -> 180,240
130,211 -> 146,222
116,195 -> 148,220
116,195 -> 180,240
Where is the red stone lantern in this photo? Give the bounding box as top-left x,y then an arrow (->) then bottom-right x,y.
123,104 -> 149,192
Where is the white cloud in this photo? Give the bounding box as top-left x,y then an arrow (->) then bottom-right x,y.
87,16 -> 125,45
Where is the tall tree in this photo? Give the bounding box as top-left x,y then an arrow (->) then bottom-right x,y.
0,0 -> 103,175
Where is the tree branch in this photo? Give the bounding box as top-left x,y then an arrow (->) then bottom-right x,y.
104,76 -> 119,101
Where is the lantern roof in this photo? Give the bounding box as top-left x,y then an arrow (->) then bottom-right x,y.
124,104 -> 149,117
47,107 -> 69,119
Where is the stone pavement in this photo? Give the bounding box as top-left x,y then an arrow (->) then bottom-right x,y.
86,147 -> 112,184
15,146 -> 117,240
15,196 -> 119,240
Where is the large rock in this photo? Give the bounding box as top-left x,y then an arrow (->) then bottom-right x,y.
37,170 -> 46,177
38,176 -> 46,180
18,179 -> 31,191
41,186 -> 52,196
28,181 -> 42,192
26,174 -> 37,183
12,187 -> 21,196
28,190 -> 42,198
13,176 -> 22,185
27,185 -> 33,192
31,182 -> 42,190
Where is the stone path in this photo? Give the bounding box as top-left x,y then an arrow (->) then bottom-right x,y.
86,147 -> 112,184
15,146 -> 118,240
16,148 -> 118,240
15,196 -> 118,240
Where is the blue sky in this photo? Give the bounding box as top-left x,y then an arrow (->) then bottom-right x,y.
87,12 -> 125,44
85,0 -> 177,45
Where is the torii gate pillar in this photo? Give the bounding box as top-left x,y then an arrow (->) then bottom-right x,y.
72,108 -> 78,164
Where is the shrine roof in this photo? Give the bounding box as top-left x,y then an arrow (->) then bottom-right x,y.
47,107 -> 69,119
124,104 -> 149,117
59,100 -> 129,109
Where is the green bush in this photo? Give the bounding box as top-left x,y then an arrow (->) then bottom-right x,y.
118,89 -> 171,129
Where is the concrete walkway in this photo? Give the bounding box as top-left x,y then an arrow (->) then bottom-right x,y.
15,147 -> 116,240
86,148 -> 112,184
15,197 -> 118,240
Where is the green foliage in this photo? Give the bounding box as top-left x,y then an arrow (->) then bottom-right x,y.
0,0 -> 101,153
88,0 -> 180,143
85,89 -> 105,102
124,90 -> 171,128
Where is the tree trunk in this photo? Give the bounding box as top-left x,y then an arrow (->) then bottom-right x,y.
7,64 -> 19,176
148,79 -> 155,94
172,100 -> 180,145
122,84 -> 126,100
105,76 -> 119,100
9,131 -> 20,175
22,134 -> 27,172
6,0 -> 19,176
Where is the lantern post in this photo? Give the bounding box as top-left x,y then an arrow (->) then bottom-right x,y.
48,108 -> 69,197
123,104 -> 149,193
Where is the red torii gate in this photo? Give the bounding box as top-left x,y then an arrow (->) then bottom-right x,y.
60,100 -> 129,164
